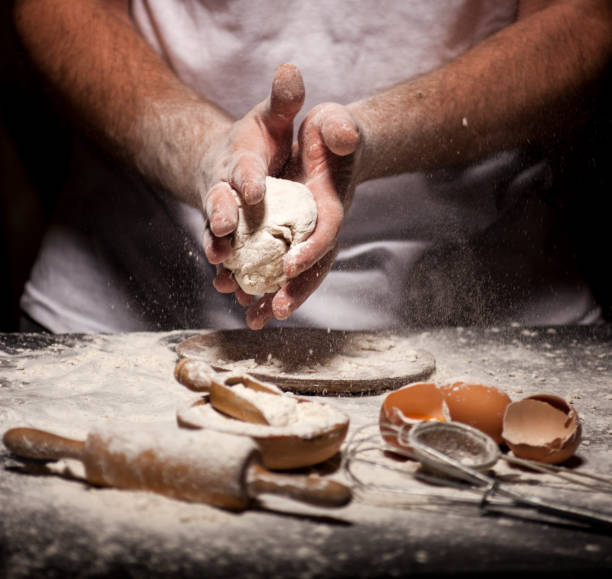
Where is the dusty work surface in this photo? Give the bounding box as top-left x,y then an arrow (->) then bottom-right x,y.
1,326 -> 611,578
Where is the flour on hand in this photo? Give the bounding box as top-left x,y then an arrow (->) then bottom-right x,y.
223,177 -> 317,295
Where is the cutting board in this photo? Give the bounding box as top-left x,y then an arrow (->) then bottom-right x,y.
176,328 -> 435,394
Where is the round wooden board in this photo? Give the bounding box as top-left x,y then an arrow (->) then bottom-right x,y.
176,328 -> 435,395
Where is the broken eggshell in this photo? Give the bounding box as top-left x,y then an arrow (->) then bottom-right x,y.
501,393 -> 582,464
439,382 -> 511,444
379,383 -> 450,449
380,381 -> 512,449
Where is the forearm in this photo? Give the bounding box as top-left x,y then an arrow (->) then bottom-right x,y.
349,0 -> 612,183
13,0 -> 232,206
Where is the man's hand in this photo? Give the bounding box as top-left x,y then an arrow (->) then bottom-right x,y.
242,103 -> 361,330
202,64 -> 304,267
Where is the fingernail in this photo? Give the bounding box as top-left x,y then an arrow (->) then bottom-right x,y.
274,294 -> 292,319
211,215 -> 235,237
248,317 -> 265,330
244,182 -> 265,205
275,304 -> 291,320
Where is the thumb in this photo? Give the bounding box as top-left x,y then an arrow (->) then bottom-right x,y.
319,104 -> 361,157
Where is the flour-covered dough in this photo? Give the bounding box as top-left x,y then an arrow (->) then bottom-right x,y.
223,177 -> 317,295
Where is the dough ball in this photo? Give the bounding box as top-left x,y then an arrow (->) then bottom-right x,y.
223,177 -> 317,295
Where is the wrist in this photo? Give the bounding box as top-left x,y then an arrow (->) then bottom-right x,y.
135,94 -> 234,207
347,90 -> 425,184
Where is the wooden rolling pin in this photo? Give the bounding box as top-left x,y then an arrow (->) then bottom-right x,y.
3,426 -> 351,511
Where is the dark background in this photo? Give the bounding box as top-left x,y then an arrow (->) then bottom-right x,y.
1,2 -> 610,333
1,0 -> 72,331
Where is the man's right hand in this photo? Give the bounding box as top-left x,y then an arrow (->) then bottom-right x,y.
201,64 -> 305,269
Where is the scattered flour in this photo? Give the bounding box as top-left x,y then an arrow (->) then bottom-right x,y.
229,383 -> 300,426
178,395 -> 349,438
1,327 -> 612,577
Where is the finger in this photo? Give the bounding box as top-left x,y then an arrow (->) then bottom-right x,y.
298,102 -> 360,169
246,295 -> 275,330
273,245 -> 338,320
203,226 -> 233,264
228,152 -> 267,205
235,286 -> 254,307
212,265 -> 238,293
320,107 -> 360,157
205,182 -> 239,237
266,63 -> 305,128
286,107 -> 347,277
212,265 -> 254,306
283,192 -> 343,278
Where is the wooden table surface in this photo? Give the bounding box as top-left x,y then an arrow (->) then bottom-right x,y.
1,326 -> 611,578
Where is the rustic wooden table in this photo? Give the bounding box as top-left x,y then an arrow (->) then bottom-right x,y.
1,326 -> 611,578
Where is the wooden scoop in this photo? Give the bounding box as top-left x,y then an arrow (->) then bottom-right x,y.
175,364 -> 286,426
174,360 -> 286,426
209,374 -> 284,425
3,426 -> 351,511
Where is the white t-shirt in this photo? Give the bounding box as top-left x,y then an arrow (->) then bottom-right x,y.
20,0 -> 602,332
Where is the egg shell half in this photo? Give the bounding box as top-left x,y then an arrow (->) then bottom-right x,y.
379,383 -> 449,449
439,382 -> 511,444
501,393 -> 581,464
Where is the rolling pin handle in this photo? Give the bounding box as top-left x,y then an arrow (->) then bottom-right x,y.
246,463 -> 352,508
3,427 -> 84,461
